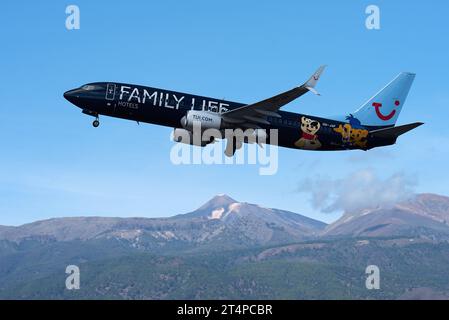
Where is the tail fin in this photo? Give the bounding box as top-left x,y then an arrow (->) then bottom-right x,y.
352,72 -> 416,127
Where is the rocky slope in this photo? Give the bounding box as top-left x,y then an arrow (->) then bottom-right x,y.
323,194 -> 449,239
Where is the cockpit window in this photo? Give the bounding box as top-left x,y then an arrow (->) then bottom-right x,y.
81,85 -> 101,91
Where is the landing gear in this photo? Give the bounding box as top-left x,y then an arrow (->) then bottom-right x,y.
82,110 -> 100,127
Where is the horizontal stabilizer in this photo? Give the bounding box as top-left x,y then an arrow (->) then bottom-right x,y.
370,122 -> 424,139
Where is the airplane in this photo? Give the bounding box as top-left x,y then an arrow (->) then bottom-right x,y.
63,66 -> 423,156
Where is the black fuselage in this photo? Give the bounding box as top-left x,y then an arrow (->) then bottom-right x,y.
63,82 -> 395,151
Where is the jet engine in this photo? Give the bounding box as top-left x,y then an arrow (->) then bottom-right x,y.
180,110 -> 223,131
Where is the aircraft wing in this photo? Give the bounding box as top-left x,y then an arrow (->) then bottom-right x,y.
221,65 -> 326,126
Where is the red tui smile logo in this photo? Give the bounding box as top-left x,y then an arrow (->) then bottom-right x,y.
372,101 -> 399,121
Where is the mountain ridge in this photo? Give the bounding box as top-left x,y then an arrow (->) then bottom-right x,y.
0,194 -> 326,248
2,193 -> 449,244
323,193 -> 449,239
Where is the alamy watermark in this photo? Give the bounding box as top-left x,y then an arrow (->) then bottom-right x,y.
365,5 -> 381,30
65,5 -> 80,30
65,265 -> 80,290
365,265 -> 380,290
170,123 -> 279,175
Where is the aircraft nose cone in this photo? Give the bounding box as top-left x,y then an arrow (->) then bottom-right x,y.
63,89 -> 79,104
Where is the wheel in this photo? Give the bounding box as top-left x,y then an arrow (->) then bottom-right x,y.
93,120 -> 100,127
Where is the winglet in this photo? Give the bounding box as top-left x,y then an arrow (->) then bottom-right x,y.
304,65 -> 327,95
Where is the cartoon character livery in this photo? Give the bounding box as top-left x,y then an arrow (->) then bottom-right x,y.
64,66 -> 423,156
333,115 -> 369,149
295,117 -> 322,150
295,71 -> 420,151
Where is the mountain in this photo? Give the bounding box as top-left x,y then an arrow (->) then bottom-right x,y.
3,193 -> 449,299
0,194 -> 326,251
4,193 -> 449,244
179,194 -> 326,245
323,194 -> 449,239
4,193 -> 449,246
184,194 -> 325,229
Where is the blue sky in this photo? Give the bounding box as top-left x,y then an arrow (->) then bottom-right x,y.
1,1 -> 448,226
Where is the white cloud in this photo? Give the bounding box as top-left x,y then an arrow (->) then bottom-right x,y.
298,169 -> 417,214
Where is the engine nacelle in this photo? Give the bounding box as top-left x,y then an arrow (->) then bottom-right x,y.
173,128 -> 214,147
180,110 -> 223,131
